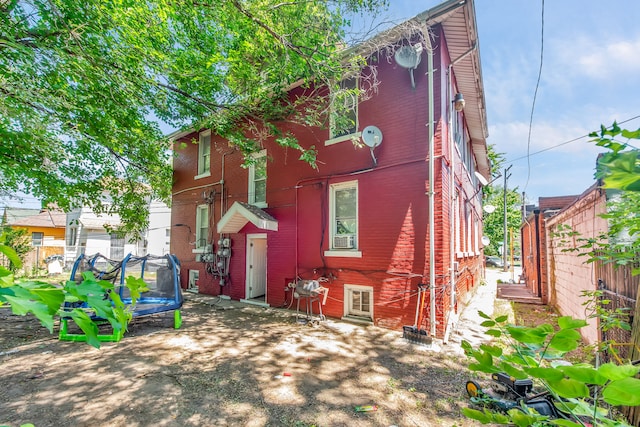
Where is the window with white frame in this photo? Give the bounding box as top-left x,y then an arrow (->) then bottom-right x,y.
67,227 -> 77,246
195,204 -> 209,251
344,285 -> 373,320
474,217 -> 479,254
248,149 -> 267,207
328,76 -> 359,143
466,205 -> 473,256
330,181 -> 358,250
197,130 -> 211,177
110,232 -> 125,259
32,232 -> 44,247
455,192 -> 462,255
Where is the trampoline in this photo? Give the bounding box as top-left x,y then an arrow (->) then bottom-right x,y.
59,253 -> 183,342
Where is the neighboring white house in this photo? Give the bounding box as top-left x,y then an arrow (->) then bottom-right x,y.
65,199 -> 171,264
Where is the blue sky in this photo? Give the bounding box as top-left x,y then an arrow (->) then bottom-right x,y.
377,0 -> 640,204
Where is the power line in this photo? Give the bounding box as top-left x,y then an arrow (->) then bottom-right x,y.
508,114 -> 640,163
524,0 -> 545,195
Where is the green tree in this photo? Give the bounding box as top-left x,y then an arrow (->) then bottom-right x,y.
0,226 -> 30,272
1,0 -> 387,237
590,123 -> 640,271
482,186 -> 521,257
481,145 -> 521,257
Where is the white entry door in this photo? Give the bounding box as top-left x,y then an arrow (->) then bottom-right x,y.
246,235 -> 267,299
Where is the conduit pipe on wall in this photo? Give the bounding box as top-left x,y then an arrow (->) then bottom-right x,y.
443,43 -> 478,344
420,20 -> 437,337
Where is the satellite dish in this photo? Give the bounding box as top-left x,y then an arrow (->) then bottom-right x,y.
475,171 -> 489,187
362,125 -> 383,148
481,236 -> 491,246
394,45 -> 423,69
483,204 -> 496,214
394,44 -> 423,89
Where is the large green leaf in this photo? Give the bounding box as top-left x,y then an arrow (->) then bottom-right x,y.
2,294 -> 56,332
598,363 -> 640,381
123,276 -> 150,305
524,367 -> 565,382
461,407 -> 492,424
557,316 -> 588,330
479,344 -> 503,357
558,365 -> 607,386
508,408 -> 541,427
547,378 -> 590,399
498,361 -> 528,380
0,243 -> 22,269
64,309 -> 101,349
548,329 -> 581,352
19,282 -> 66,313
602,377 -> 640,406
506,324 -> 553,345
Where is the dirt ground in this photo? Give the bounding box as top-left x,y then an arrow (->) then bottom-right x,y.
0,290 -> 497,427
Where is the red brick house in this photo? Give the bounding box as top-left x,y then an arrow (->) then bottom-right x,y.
170,0 -> 489,339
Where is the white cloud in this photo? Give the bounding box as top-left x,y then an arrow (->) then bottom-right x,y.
550,35 -> 640,82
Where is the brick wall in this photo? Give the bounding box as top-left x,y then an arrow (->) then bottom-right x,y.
545,186 -> 607,344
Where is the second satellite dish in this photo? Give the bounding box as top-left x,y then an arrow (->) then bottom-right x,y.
394,44 -> 423,89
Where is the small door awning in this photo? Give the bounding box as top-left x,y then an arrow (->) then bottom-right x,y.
216,202 -> 278,234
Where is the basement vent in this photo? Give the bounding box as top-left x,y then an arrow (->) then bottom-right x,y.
333,235 -> 355,249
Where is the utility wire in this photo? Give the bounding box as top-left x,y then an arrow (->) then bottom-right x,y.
508,114 -> 640,163
524,0 -> 545,195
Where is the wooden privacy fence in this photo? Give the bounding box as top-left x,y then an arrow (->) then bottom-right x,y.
595,259 -> 639,361
594,259 -> 640,426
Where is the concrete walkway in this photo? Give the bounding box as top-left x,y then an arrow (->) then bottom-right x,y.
444,267 -> 521,355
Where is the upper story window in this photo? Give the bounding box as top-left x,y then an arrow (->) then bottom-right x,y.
32,232 -> 44,247
67,227 -> 77,246
327,76 -> 359,145
327,180 -> 360,255
195,204 -> 209,251
248,150 -> 267,207
196,130 -> 211,178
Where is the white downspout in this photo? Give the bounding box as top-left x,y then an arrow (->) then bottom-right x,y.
444,64 -> 457,343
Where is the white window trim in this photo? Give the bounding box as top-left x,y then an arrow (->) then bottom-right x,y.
195,130 -> 211,179
248,149 -> 267,208
455,191 -> 461,254
325,76 -> 359,145
193,204 -> 209,254
324,250 -> 363,258
342,284 -> 373,322
326,180 -> 359,255
325,131 -> 362,147
194,171 -> 211,180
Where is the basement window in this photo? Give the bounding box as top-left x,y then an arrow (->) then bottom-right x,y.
343,284 -> 373,322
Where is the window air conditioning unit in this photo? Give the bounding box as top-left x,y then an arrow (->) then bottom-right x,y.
333,235 -> 355,249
